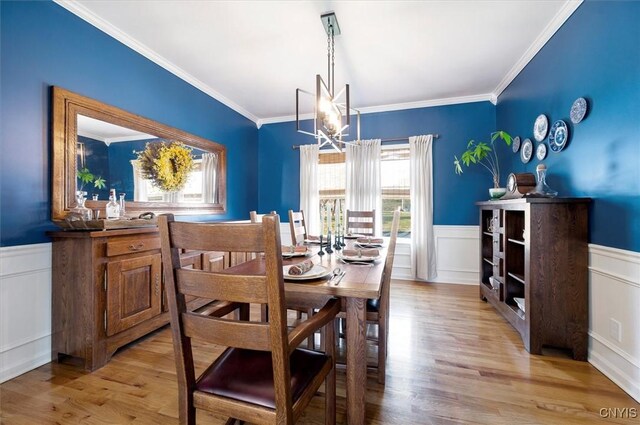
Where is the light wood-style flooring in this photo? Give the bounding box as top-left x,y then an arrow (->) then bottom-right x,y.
1,281 -> 637,424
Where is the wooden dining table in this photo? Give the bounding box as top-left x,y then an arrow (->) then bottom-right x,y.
225,240 -> 386,425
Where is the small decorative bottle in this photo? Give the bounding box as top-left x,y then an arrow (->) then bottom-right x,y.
106,189 -> 121,219
71,191 -> 92,221
534,164 -> 558,197
118,193 -> 126,217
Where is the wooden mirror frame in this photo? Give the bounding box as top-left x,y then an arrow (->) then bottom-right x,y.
51,86 -> 227,221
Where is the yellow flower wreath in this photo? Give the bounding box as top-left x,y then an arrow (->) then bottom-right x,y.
137,141 -> 194,192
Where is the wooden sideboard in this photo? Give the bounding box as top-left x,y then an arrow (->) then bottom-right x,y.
48,227 -> 231,371
476,198 -> 590,360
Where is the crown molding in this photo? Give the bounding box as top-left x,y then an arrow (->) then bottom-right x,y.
493,0 -> 583,101
258,93 -> 495,126
53,0 -> 260,125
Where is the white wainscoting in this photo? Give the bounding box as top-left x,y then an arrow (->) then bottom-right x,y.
391,225 -> 480,284
587,244 -> 640,402
0,243 -> 52,383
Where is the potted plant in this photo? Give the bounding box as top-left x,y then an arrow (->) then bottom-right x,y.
453,131 -> 512,199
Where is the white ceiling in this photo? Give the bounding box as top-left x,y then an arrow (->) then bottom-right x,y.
57,0 -> 582,126
77,115 -> 155,144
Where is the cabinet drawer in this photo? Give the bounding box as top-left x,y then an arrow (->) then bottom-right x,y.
107,235 -> 160,257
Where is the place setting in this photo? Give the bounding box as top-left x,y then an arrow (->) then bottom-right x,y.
280,244 -> 313,258
283,258 -> 346,284
337,247 -> 381,266
355,236 -> 384,248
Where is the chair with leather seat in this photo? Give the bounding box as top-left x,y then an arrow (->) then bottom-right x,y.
337,208 -> 400,384
159,213 -> 339,425
345,209 -> 376,236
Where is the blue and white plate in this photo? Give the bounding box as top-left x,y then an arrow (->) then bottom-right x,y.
521,138 -> 533,163
536,143 -> 547,161
533,114 -> 549,142
570,97 -> 588,124
512,136 -> 521,153
548,120 -> 569,152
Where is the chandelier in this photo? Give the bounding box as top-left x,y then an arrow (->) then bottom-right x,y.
296,12 -> 360,152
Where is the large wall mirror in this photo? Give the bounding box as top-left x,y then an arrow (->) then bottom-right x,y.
51,86 -> 227,221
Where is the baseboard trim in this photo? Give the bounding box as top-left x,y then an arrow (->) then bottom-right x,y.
589,333 -> 640,403
0,335 -> 52,383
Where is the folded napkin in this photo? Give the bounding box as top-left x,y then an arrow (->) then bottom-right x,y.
306,235 -> 320,241
343,249 -> 380,257
282,245 -> 308,254
288,259 -> 314,275
356,237 -> 384,244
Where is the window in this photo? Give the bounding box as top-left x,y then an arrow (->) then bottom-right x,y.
317,146 -> 411,237
144,159 -> 204,202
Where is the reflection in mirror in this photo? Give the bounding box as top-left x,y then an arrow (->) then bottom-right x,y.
52,86 -> 227,221
76,116 -> 219,204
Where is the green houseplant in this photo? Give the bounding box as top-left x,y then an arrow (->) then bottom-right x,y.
77,167 -> 106,193
453,131 -> 512,199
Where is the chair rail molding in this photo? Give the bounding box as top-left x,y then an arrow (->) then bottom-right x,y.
0,243 -> 53,383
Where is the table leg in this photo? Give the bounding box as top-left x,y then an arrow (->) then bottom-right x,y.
346,297 -> 367,425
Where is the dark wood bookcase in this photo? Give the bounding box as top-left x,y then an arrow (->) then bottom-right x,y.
477,198 -> 590,360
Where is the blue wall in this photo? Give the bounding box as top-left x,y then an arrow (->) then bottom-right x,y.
496,0 -> 640,252
0,1 -> 258,247
258,102 -> 497,225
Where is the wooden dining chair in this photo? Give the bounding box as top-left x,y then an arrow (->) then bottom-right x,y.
346,209 -> 376,236
337,208 -> 400,384
250,210 -> 312,336
288,210 -> 307,246
159,214 -> 339,425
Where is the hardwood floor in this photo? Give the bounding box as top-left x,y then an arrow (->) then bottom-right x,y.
1,281 -> 637,424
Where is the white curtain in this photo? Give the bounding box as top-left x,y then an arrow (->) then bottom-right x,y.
202,153 -> 218,203
346,139 -> 382,235
130,160 -> 148,202
409,135 -> 436,281
299,144 -> 320,235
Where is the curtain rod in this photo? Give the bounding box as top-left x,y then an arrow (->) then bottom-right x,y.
291,134 -> 439,150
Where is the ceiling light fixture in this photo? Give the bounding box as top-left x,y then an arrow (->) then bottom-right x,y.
296,12 -> 360,152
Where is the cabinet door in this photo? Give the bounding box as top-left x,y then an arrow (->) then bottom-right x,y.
106,253 -> 162,336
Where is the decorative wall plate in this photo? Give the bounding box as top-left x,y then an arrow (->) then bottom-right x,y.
533,114 -> 549,142
536,142 -> 547,161
521,138 -> 533,163
570,97 -> 588,124
512,136 -> 521,153
549,120 -> 569,152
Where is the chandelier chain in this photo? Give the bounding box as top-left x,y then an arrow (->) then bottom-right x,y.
330,24 -> 335,96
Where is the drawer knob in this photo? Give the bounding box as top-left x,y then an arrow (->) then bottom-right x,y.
128,243 -> 145,251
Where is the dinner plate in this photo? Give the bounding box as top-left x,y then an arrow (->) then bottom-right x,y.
355,241 -> 384,248
283,264 -> 331,281
512,136 -> 521,153
344,234 -> 364,239
533,114 -> 549,142
520,138 -> 533,163
548,120 -> 569,152
570,97 -> 588,124
304,239 -> 322,244
338,253 -> 382,262
536,142 -> 547,161
282,250 -> 313,258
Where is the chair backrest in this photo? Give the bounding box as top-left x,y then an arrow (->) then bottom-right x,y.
346,209 -> 376,236
379,209 -> 401,316
250,210 -> 277,223
159,213 -> 293,413
288,210 -> 307,245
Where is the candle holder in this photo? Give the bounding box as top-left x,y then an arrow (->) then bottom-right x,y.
334,230 -> 342,251
317,235 -> 325,256
325,231 -> 334,254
